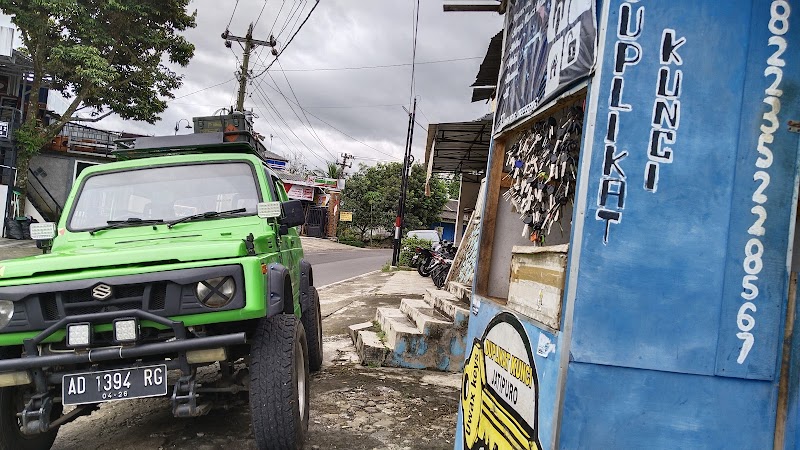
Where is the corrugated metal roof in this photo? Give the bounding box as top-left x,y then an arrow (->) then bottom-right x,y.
424,116 -> 492,183
471,30 -> 503,102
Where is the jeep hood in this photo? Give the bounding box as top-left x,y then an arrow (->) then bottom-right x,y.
0,239 -> 250,280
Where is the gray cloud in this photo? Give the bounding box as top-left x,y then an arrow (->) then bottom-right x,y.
94,0 -> 503,170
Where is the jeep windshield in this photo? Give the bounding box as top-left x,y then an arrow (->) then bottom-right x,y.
68,162 -> 261,232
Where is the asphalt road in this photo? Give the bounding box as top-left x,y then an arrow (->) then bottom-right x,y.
304,248 -> 392,287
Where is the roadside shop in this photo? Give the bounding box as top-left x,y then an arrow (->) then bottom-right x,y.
454,0 -> 800,448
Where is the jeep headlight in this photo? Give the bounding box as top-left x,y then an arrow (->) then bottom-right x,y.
0,300 -> 14,328
195,277 -> 236,308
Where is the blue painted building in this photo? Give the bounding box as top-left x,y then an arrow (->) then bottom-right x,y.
453,0 -> 800,448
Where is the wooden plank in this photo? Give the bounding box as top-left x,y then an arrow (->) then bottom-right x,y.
475,139 -> 505,295
500,172 -> 512,189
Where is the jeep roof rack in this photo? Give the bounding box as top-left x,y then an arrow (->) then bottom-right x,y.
114,129 -> 285,164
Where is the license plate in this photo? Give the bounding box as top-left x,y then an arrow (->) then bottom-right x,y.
62,365 -> 168,406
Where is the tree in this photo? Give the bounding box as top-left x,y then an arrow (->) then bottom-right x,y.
1,0 -> 196,208
340,162 -> 448,242
313,161 -> 342,180
445,174 -> 461,199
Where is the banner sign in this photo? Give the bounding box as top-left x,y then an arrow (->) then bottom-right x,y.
494,0 -> 597,134
308,176 -> 338,188
286,184 -> 315,202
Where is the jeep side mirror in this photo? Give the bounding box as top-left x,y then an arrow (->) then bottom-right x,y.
280,200 -> 305,229
29,222 -> 56,254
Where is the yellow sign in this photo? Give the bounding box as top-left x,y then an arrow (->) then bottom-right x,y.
461,312 -> 541,450
340,211 -> 353,222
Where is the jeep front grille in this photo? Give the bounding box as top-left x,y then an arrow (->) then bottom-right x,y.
0,265 -> 245,333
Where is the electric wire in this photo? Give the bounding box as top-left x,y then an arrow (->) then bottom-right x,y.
226,0 -> 240,29
252,0 -> 320,78
278,0 -> 304,39
169,77 -> 237,102
409,0 -> 420,108
250,81 -> 329,166
275,58 -> 336,160
259,80 -> 400,160
268,56 -> 483,72
262,68 -> 333,160
254,0 -> 269,27
268,0 -> 286,37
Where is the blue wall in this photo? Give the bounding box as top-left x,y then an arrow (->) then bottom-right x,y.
457,0 -> 800,448
432,221 -> 456,242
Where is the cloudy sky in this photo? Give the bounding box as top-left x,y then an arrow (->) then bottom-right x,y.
65,1 -> 503,171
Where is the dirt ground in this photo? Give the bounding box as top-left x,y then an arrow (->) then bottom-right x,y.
44,270 -> 459,450
51,362 -> 460,450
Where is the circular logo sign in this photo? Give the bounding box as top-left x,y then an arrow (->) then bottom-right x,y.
461,312 -> 541,450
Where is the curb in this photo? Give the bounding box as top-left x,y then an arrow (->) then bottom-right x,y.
317,270 -> 382,290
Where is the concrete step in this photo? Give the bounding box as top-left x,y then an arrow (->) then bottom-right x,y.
376,306 -> 422,351
424,288 -> 470,328
447,281 -> 472,303
355,330 -> 389,367
399,298 -> 452,337
347,321 -> 374,345
375,305 -> 467,372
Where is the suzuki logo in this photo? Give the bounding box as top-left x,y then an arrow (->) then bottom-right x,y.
91,284 -> 113,301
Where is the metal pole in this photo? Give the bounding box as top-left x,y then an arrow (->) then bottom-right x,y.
391,98 -> 417,266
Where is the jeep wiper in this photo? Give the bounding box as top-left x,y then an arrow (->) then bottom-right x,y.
88,218 -> 165,235
166,208 -> 248,229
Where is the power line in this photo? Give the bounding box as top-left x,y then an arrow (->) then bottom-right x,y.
267,56 -> 483,72
250,81 -> 329,166
278,0 -> 305,40
252,0 -> 320,78
268,0 -> 287,37
169,77 -> 237,102
262,68 -> 333,160
417,106 -> 432,124
305,103 -> 405,109
275,58 -> 336,160
260,79 -> 400,160
409,0 -> 420,107
254,0 -> 269,27
226,0 -> 240,29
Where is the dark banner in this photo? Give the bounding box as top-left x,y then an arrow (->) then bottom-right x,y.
495,0 -> 596,133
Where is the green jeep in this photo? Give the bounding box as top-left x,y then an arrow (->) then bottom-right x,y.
0,130 -> 322,449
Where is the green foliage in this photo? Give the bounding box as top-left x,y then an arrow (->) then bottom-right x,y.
312,161 -> 342,179
14,122 -> 47,157
445,175 -> 462,199
398,235 -> 433,267
2,0 -> 197,155
340,162 -> 449,242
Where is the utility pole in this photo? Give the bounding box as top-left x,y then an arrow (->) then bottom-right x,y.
222,24 -> 277,112
392,97 -> 417,267
338,152 -> 353,178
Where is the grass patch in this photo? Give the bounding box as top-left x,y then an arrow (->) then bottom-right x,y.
372,320 -> 387,343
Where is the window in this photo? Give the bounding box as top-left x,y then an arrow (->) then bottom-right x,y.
68,162 -> 260,230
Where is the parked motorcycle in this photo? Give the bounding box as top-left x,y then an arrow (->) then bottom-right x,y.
430,253 -> 453,289
418,241 -> 457,279
412,247 -> 433,277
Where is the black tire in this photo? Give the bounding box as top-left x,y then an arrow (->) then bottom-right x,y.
301,286 -> 323,372
249,314 -> 310,450
0,349 -> 60,450
417,257 -> 432,277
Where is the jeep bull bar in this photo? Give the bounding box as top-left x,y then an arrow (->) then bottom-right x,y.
0,309 -> 249,433
0,309 -> 247,372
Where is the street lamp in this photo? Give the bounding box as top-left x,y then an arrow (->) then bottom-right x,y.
174,119 -> 193,135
